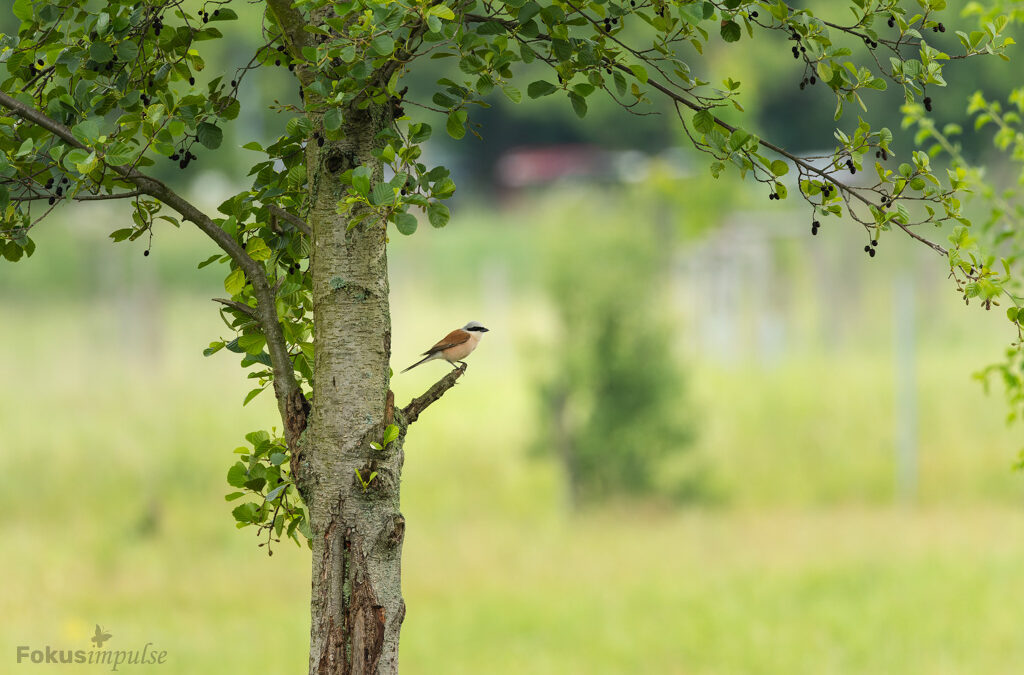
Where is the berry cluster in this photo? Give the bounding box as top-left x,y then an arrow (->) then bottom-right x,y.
875,149 -> 889,161
931,22 -> 946,33
864,239 -> 878,257
602,16 -> 621,31
845,159 -> 856,175
923,96 -> 932,112
42,176 -> 69,205
169,150 -> 199,170
811,220 -> 820,236
197,8 -> 221,23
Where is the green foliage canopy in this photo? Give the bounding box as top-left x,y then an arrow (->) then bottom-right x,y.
1,0 -> 1023,530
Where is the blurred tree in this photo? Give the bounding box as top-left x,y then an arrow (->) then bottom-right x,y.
0,1 -> 1019,674
536,202 -> 696,506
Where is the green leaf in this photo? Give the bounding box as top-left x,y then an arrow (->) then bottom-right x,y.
224,268 -> 246,295
428,4 -> 456,20
382,424 -> 400,446
371,35 -> 395,56
89,42 -> 113,64
770,160 -> 789,176
446,110 -> 467,139
352,167 -> 371,196
246,237 -> 271,261
117,41 -> 139,62
196,122 -> 223,150
232,503 -> 259,523
12,0 -> 33,21
203,341 -> 225,356
238,333 -> 267,355
817,61 -> 833,83
502,86 -> 522,103
227,462 -> 248,488
103,142 -> 134,166
427,201 -> 450,228
209,7 -> 238,20
269,452 -> 287,466
395,212 -> 418,235
629,64 -> 648,84
527,80 -> 558,98
243,387 -> 264,406
324,108 -> 343,132
287,164 -> 307,188
693,110 -> 715,134
569,92 -> 587,118
720,20 -> 741,42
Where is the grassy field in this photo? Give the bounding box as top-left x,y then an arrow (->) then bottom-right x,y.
3,201 -> 1024,673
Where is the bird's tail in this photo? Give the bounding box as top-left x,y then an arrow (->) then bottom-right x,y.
401,354 -> 434,373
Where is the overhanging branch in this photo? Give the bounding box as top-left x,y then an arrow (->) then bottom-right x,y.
0,90 -> 308,448
401,366 -> 467,425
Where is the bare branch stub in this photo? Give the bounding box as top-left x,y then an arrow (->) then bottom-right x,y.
401,366 -> 466,425
266,203 -> 312,238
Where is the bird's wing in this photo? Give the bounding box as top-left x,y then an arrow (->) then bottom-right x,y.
424,329 -> 470,355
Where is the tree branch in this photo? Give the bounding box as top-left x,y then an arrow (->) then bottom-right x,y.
213,297 -> 259,319
401,366 -> 467,425
0,90 -> 309,448
11,189 -> 144,202
267,203 -> 312,237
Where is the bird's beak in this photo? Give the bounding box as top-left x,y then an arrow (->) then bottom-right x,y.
481,327 -> 490,332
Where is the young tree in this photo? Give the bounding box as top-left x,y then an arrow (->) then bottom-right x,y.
0,0 -> 1018,672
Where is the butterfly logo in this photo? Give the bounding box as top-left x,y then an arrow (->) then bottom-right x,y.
90,625 -> 112,648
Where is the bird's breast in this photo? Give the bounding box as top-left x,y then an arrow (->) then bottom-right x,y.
442,338 -> 478,361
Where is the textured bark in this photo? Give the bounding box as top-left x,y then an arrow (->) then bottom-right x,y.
296,96 -> 405,674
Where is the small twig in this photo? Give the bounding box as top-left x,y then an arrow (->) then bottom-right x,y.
213,297 -> 259,319
266,203 -> 312,238
401,365 -> 467,425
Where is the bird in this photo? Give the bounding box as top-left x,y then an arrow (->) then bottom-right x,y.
402,321 -> 489,373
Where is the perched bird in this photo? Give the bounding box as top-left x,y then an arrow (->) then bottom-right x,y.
402,321 -> 489,373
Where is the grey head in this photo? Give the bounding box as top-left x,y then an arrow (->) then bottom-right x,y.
463,321 -> 490,333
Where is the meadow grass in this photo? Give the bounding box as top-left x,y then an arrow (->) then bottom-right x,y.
3,203 -> 1024,673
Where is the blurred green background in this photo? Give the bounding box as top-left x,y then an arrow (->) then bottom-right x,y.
4,1 -> 1024,673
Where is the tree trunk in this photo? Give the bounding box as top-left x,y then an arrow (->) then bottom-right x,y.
298,103 -> 405,674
